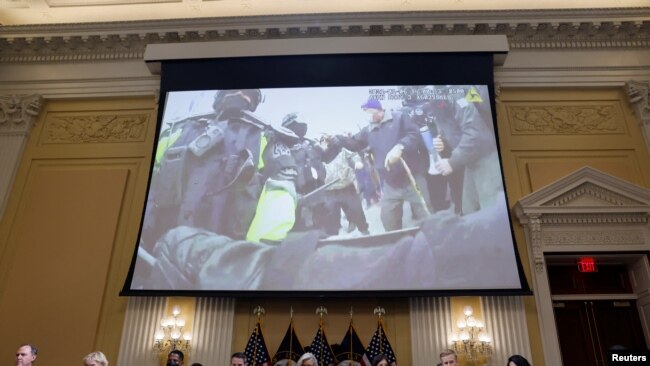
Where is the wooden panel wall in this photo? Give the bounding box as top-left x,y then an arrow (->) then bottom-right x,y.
495,87 -> 650,366
0,97 -> 157,366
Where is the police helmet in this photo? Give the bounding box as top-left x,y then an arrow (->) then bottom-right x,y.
281,112 -> 299,127
213,89 -> 263,112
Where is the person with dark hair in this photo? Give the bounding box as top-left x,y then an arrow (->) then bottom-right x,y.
190,363 -> 203,366
230,352 -> 247,366
167,350 -> 184,366
278,112 -> 329,233
371,353 -> 389,366
15,344 -> 37,366
507,354 -> 531,366
439,349 -> 457,366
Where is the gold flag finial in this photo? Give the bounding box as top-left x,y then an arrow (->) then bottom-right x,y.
316,306 -> 328,318
373,306 -> 385,320
253,305 -> 265,320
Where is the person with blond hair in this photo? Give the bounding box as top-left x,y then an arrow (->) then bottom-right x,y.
82,351 -> 108,366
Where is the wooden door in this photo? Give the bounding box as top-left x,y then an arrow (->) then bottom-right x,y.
553,300 -> 646,366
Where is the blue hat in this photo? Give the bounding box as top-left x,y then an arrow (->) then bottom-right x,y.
361,98 -> 383,110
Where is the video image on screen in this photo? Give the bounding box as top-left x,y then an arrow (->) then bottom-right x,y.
131,85 -> 522,293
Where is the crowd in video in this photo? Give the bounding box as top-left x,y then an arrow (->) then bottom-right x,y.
130,86 -> 521,292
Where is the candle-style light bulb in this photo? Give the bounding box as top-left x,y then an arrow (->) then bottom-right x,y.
463,306 -> 473,316
172,305 -> 181,317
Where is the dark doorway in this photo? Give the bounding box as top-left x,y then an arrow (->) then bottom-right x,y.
548,262 -> 647,366
553,300 -> 646,366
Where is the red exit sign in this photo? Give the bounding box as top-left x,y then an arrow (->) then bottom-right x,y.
577,257 -> 598,272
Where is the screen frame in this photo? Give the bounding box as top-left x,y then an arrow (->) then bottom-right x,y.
121,42 -> 531,297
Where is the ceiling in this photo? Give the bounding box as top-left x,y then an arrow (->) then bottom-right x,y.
0,0 -> 647,26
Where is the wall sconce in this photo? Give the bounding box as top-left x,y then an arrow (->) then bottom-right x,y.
450,306 -> 491,360
153,305 -> 192,354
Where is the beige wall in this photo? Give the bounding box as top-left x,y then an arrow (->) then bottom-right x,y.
0,86 -> 648,366
0,97 -> 158,365
496,86 -> 650,365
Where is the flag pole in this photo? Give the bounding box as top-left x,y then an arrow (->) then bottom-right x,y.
316,306 -> 328,366
253,306 -> 265,366
373,306 -> 386,355
289,307 -> 294,366
349,307 -> 354,365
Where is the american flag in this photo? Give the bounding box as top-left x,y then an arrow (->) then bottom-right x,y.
361,322 -> 397,366
336,322 -> 366,365
309,326 -> 337,366
272,320 -> 305,365
245,322 -> 271,366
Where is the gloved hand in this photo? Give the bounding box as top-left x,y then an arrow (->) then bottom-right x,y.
384,144 -> 404,171
433,135 -> 445,152
435,158 -> 453,176
326,134 -> 342,149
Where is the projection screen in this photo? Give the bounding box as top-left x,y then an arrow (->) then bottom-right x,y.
122,50 -> 529,296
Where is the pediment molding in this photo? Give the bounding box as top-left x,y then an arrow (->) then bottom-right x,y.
515,166 -> 650,273
544,182 -> 645,207
516,166 -> 650,214
0,8 -> 648,63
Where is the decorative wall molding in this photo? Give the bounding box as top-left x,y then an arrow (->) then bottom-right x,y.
548,182 -> 645,207
529,215 -> 545,274
117,296 -> 166,366
0,93 -> 43,219
508,104 -> 623,135
626,80 -> 650,154
540,213 -> 648,224
191,297 -> 235,366
515,166 -> 650,365
1,8 -> 649,63
410,297 -> 452,366
541,230 -> 646,246
0,94 -> 43,134
41,113 -> 149,144
482,296 -> 532,366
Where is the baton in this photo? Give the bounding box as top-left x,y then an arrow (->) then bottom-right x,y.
399,157 -> 431,216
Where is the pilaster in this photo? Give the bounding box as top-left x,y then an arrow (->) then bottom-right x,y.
0,94 -> 43,219
626,80 -> 650,155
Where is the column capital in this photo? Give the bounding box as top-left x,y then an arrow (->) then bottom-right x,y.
625,80 -> 650,154
0,94 -> 43,135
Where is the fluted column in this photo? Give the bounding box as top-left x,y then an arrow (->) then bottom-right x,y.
117,296 -> 166,366
626,80 -> 650,155
191,297 -> 236,366
482,296 -> 531,366
0,94 -> 43,219
409,297 -> 452,366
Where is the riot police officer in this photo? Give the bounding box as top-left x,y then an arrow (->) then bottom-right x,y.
142,89 -> 297,251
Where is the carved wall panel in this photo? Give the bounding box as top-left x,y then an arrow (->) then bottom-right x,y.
41,113 -> 149,144
507,103 -> 625,135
